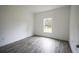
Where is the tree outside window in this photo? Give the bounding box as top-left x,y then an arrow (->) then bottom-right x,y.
43,18 -> 53,33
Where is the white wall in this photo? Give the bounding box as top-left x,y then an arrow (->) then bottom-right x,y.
0,6 -> 34,47
34,6 -> 70,41
70,6 -> 79,53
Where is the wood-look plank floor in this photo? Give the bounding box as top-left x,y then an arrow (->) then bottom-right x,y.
0,36 -> 72,53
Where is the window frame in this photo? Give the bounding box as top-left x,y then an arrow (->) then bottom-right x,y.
43,18 -> 53,33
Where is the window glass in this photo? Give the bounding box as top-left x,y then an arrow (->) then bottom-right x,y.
43,18 -> 52,33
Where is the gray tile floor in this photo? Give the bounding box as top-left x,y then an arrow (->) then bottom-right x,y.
0,36 -> 72,53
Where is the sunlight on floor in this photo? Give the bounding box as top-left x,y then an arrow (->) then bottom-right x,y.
37,37 -> 56,52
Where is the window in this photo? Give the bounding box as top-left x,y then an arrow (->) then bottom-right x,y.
43,18 -> 53,33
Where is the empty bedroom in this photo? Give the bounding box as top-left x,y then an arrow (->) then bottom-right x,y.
0,5 -> 79,53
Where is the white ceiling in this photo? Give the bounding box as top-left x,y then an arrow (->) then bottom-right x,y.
25,5 -> 66,13
0,5 -> 67,13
